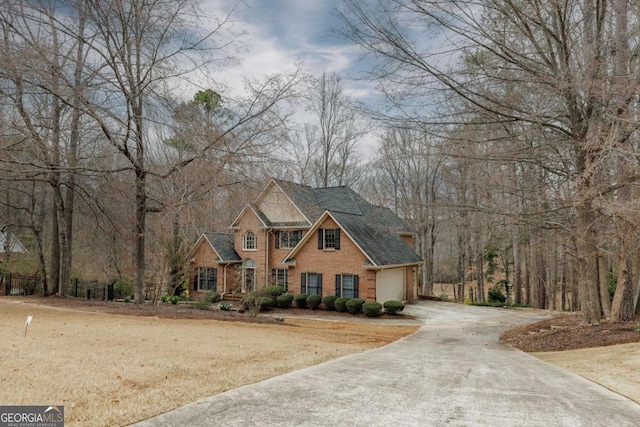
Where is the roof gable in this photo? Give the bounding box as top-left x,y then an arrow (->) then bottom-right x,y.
187,233 -> 240,263
230,203 -> 270,228
284,210 -> 421,267
0,230 -> 28,254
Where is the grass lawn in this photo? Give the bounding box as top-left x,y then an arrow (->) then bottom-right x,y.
0,299 -> 418,426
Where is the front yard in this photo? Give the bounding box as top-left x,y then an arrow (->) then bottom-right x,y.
0,297 -> 418,426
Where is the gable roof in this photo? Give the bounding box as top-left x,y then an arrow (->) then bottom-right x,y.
230,203 -> 270,229
284,210 -> 421,268
187,232 -> 241,263
0,230 -> 28,254
271,179 -> 420,267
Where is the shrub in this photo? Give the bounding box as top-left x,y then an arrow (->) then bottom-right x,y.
294,294 -> 309,309
334,297 -> 350,312
487,285 -> 507,303
195,296 -> 212,310
307,295 -> 322,310
259,296 -> 275,310
277,293 -> 294,308
241,291 -> 263,316
114,277 -> 133,299
124,296 -> 131,303
160,295 -> 169,303
346,298 -> 365,314
383,300 -> 405,315
437,291 -> 448,302
262,285 -> 286,300
205,292 -> 221,303
219,302 -> 231,311
363,301 -> 383,317
322,295 -> 338,310
170,296 -> 179,305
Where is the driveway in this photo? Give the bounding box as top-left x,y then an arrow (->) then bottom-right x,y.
133,301 -> 640,426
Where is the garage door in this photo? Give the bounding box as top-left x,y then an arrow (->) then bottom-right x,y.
376,268 -> 405,302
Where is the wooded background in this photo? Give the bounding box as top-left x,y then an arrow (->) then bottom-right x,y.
1,0 -> 638,324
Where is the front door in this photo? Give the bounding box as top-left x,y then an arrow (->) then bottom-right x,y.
242,258 -> 256,293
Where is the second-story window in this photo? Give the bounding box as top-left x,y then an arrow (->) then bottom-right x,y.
243,231 -> 256,250
275,230 -> 302,249
318,228 -> 340,250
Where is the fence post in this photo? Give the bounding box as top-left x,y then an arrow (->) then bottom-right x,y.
75,278 -> 78,298
87,288 -> 91,300
107,283 -> 114,301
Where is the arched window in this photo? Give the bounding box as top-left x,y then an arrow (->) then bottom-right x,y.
243,231 -> 256,250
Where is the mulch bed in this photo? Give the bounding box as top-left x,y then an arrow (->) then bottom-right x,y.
7,296 -> 413,325
501,314 -> 640,352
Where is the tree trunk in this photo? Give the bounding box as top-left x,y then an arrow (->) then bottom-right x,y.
476,252 -> 484,303
611,238 -> 635,321
513,238 -> 522,305
576,200 -> 603,324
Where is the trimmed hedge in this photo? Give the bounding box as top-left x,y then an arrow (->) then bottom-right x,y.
294,294 -> 309,309
259,296 -> 275,310
262,285 -> 286,300
383,300 -> 405,315
277,293 -> 294,308
363,301 -> 383,317
306,294 -> 322,310
334,297 -> 350,312
346,298 -> 365,314
322,295 -> 338,311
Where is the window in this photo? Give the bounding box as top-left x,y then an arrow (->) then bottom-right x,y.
301,273 -> 322,295
271,268 -> 289,290
275,230 -> 302,249
243,231 -> 256,250
194,267 -> 217,292
335,274 -> 359,298
317,228 -> 340,250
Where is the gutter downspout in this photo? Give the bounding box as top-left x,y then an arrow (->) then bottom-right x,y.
221,263 -> 227,300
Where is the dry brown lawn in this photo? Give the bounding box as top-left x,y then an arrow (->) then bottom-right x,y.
0,298 -> 418,426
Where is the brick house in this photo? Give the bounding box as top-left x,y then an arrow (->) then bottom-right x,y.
186,179 -> 422,302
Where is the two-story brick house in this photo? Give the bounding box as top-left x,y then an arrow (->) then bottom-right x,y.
187,178 -> 422,302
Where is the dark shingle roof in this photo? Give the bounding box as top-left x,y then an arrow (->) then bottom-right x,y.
271,179 -> 420,266
204,232 -> 241,262
331,211 -> 421,266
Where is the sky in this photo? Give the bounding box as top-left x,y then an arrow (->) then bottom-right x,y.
201,0 -> 374,103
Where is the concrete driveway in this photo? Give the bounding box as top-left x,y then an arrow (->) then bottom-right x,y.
133,301 -> 640,426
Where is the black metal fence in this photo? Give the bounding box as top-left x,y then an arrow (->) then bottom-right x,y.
0,272 -> 43,296
70,279 -> 124,301
0,273 -> 124,301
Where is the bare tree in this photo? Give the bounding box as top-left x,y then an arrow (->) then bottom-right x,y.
339,0 -> 640,324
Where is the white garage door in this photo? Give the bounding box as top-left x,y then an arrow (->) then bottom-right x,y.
376,268 -> 405,303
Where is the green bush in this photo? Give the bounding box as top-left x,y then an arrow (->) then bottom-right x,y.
294,294 -> 309,309
124,296 -> 131,303
262,285 -> 286,300
487,285 -> 507,303
307,294 -> 322,310
334,297 -> 350,312
219,302 -> 231,311
114,277 -> 133,299
383,300 -> 405,315
363,301 -> 383,317
346,298 -> 365,314
322,295 -> 338,310
170,296 -> 179,305
259,296 -> 275,310
277,293 -> 294,308
205,291 -> 221,303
